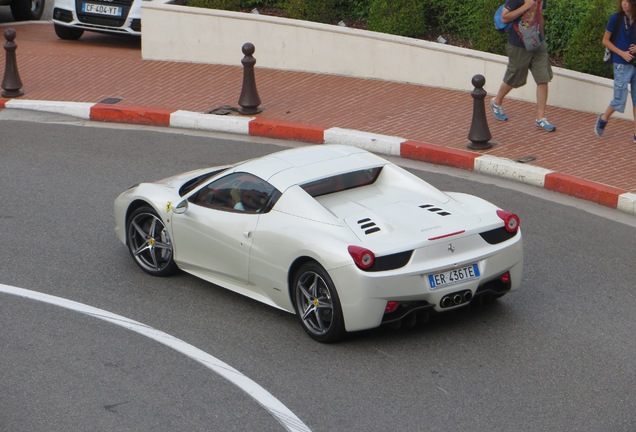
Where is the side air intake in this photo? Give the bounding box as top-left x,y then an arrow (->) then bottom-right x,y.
356,218 -> 381,235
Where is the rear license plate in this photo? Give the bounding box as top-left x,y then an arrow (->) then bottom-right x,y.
82,3 -> 122,16
428,263 -> 480,289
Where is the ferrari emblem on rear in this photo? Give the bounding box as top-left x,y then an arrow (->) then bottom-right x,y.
448,244 -> 455,253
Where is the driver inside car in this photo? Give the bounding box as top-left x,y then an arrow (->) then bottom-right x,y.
230,188 -> 244,210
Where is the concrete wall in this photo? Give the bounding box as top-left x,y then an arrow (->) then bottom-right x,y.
141,3 -> 624,119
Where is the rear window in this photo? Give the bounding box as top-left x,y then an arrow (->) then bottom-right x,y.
301,167 -> 382,198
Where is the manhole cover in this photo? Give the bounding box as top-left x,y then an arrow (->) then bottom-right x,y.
206,105 -> 239,115
515,155 -> 537,164
99,97 -> 123,104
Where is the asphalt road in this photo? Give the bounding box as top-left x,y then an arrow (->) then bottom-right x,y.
1,111 -> 635,432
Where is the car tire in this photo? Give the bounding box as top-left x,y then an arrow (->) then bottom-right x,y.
292,262 -> 346,343
54,23 -> 84,40
126,206 -> 178,277
10,0 -> 45,21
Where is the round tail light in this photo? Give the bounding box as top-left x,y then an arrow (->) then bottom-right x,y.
496,210 -> 520,233
348,245 -> 375,269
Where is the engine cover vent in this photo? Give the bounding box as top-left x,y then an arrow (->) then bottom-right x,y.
357,217 -> 381,235
419,204 -> 451,216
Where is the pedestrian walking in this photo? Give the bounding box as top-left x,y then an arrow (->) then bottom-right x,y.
490,0 -> 556,132
595,0 -> 636,143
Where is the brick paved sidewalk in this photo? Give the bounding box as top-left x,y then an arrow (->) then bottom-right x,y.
2,22 -> 635,193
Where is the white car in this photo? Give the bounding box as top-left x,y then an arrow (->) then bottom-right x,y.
52,0 -> 141,40
114,145 -> 523,342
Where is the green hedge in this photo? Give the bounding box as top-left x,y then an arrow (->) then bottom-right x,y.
186,0 -> 619,79
426,0 -> 481,39
562,0 -> 617,77
186,0 -> 242,10
282,0 -> 336,23
471,0 -> 508,55
367,0 -> 427,37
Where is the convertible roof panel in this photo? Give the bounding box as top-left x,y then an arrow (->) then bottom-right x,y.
245,145 -> 386,190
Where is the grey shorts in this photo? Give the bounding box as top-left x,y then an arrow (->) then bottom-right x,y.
503,42 -> 553,88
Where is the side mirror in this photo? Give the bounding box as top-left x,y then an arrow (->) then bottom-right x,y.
173,199 -> 188,214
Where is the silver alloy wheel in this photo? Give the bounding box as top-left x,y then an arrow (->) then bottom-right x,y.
127,210 -> 174,274
295,270 -> 335,336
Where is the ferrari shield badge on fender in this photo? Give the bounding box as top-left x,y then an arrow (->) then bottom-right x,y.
166,202 -> 172,213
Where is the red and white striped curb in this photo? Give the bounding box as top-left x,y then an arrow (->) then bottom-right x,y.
3,98 -> 635,216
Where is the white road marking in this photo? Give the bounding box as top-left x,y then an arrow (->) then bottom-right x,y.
0,283 -> 311,432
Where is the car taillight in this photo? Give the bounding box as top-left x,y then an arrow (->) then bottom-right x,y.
348,245 -> 375,269
496,210 -> 520,233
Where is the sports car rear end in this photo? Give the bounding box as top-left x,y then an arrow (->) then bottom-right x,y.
304,165 -> 523,332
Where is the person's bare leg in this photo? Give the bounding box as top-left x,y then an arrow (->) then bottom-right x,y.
536,83 -> 548,120
493,82 -> 513,106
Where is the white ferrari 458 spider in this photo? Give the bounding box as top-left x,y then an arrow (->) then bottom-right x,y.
114,145 -> 523,342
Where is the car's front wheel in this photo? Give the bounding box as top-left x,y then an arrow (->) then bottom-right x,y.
54,23 -> 84,40
126,206 -> 178,277
292,262 -> 346,343
11,0 -> 45,21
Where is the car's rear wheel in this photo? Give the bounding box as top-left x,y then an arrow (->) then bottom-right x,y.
126,206 -> 178,277
11,0 -> 45,21
292,262 -> 346,343
54,24 -> 84,40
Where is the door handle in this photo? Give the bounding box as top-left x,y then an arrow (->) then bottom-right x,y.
243,231 -> 252,239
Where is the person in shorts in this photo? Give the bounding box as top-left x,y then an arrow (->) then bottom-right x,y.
490,0 -> 556,132
595,0 -> 636,143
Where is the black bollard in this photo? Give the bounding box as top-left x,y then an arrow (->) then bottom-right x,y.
238,42 -> 261,115
467,74 -> 494,150
2,28 -> 24,98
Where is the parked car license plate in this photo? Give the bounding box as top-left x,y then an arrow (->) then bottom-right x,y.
82,3 -> 122,16
428,263 -> 480,289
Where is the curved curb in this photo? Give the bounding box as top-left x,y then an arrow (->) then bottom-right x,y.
3,99 -> 635,216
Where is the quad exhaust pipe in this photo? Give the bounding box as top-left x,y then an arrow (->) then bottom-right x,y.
440,290 -> 473,308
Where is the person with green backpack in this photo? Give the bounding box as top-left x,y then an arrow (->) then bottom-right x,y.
489,0 -> 556,132
595,0 -> 636,143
